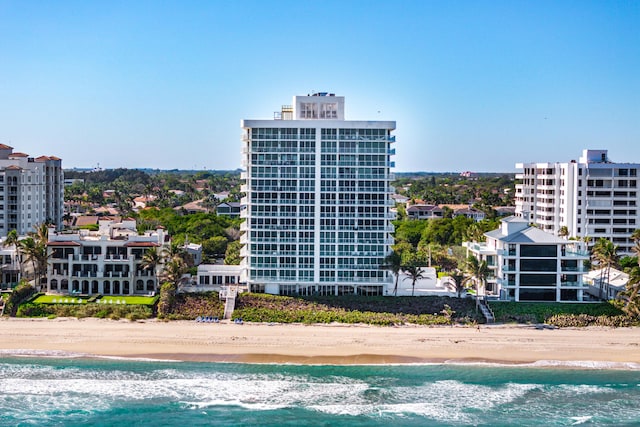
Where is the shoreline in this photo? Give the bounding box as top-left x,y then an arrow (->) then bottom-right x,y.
2,317 -> 640,367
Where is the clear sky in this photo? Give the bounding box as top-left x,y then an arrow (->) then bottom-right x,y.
1,0 -> 638,172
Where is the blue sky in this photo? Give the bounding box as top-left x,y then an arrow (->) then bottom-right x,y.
0,0 -> 638,172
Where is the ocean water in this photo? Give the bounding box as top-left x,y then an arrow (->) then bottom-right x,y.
1,354 -> 640,426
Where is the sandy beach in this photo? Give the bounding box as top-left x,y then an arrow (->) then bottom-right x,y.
1,317 -> 640,365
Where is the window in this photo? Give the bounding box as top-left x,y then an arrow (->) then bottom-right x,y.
320,102 -> 338,119
300,103 -> 317,119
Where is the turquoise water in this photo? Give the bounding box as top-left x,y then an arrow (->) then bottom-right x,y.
1,354 -> 640,426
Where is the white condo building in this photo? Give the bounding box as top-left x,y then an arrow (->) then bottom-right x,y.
515,149 -> 639,255
240,93 -> 396,296
0,144 -> 64,236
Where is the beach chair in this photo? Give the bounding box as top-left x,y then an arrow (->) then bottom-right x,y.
213,317 -> 219,323
195,316 -> 202,322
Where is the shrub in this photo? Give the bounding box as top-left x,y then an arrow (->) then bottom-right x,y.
230,294 -> 481,326
6,282 -> 36,316
489,302 -> 624,324
157,282 -> 177,318
546,314 -> 637,328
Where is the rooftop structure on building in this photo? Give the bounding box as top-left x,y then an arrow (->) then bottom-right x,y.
464,216 -> 590,302
515,149 -> 640,255
0,144 -> 64,236
46,218 -> 168,296
240,93 -> 396,296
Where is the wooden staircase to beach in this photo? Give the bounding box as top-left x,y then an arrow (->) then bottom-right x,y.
219,286 -> 238,320
478,299 -> 495,324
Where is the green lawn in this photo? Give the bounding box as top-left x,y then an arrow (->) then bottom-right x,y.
32,295 -> 89,304
32,295 -> 157,306
96,296 -> 157,306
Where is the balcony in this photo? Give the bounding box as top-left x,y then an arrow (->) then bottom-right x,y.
496,278 -> 516,287
564,250 -> 589,257
560,281 -> 585,287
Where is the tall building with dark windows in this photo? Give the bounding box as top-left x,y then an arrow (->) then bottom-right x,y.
240,93 -> 396,296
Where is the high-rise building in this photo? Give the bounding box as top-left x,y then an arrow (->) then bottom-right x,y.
515,149 -> 639,254
0,144 -> 64,236
240,93 -> 396,296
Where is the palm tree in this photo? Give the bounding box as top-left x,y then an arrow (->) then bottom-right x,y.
402,262 -> 424,297
631,229 -> 640,266
591,238 -> 619,301
19,237 -> 39,283
381,251 -> 402,296
448,270 -> 470,298
465,255 -> 489,311
558,226 -> 569,239
162,258 -> 188,287
141,248 -> 163,280
617,266 -> 640,319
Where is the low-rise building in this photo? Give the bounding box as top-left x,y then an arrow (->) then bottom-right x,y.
46,218 -> 168,295
584,267 -> 629,300
406,204 -> 443,220
464,216 -> 590,302
216,202 -> 241,217
453,207 -> 486,222
183,242 -> 203,266
197,264 -> 243,287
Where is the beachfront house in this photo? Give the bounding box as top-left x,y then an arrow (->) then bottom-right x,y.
46,218 -> 168,295
464,216 -> 590,302
584,267 -> 630,301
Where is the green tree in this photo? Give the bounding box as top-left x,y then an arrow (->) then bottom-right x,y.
617,266 -> 640,319
465,255 -> 488,311
592,238 -> 619,301
402,261 -> 424,297
19,237 -> 47,288
202,236 -> 228,259
447,270 -> 470,298
558,226 -> 569,239
224,240 -> 242,265
141,248 -> 163,280
631,229 -> 640,267
162,258 -> 188,286
382,250 -> 403,296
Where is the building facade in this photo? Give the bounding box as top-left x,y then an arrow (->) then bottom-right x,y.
46,218 -> 167,295
0,144 -> 64,236
240,93 -> 396,296
0,239 -> 20,290
464,216 -> 590,302
516,149 -> 639,255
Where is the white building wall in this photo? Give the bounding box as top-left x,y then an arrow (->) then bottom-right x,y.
516,149 -> 640,255
241,93 -> 396,296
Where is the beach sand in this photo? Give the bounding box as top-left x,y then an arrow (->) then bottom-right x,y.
1,317 -> 639,365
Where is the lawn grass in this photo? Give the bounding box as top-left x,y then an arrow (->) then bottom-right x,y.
96,296 -> 158,306
32,295 -> 89,304
32,294 -> 158,306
